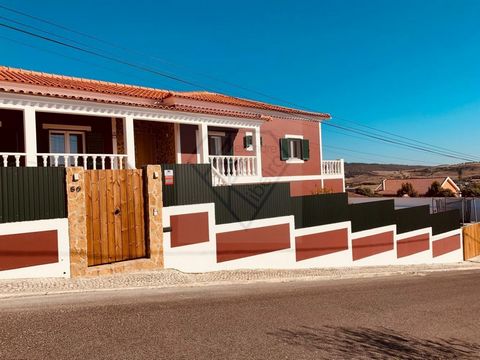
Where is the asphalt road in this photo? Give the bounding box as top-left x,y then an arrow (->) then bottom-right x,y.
1,270 -> 480,359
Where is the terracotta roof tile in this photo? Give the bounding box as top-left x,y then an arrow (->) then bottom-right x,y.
0,66 -> 330,121
377,177 -> 459,196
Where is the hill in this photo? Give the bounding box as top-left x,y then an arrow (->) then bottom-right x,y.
345,162 -> 480,189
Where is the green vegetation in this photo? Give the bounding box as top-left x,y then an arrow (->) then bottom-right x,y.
396,182 -> 418,197
426,181 -> 455,197
461,183 -> 480,197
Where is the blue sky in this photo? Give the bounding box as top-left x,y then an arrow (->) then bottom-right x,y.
1,0 -> 479,165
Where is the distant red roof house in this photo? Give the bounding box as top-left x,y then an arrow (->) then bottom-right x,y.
375,177 -> 460,197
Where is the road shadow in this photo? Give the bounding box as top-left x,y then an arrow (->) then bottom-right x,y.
268,325 -> 480,359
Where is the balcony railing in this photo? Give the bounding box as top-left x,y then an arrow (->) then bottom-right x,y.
37,153 -> 128,170
209,155 -> 258,185
0,152 -> 128,170
0,152 -> 26,167
321,159 -> 344,175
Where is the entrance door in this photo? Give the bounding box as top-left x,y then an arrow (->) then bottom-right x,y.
85,169 -> 146,266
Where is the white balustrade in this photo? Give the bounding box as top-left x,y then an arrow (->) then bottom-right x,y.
209,155 -> 257,179
321,160 -> 344,175
37,153 -> 128,170
0,153 -> 26,167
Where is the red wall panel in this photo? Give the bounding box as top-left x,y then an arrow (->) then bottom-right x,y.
397,233 -> 430,258
352,231 -> 394,261
296,228 -> 349,261
0,230 -> 58,271
170,212 -> 209,247
217,223 -> 291,262
290,180 -> 323,197
323,179 -> 344,193
432,234 -> 461,257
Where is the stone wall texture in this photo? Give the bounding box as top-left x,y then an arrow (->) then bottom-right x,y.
67,166 -> 164,277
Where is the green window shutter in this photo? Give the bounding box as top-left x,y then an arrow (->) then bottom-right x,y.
301,139 -> 310,160
243,135 -> 253,148
280,138 -> 290,160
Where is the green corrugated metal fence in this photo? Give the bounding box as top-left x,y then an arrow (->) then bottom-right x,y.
0,167 -> 67,223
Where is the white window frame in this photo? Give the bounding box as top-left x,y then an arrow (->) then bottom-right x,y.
245,131 -> 253,152
48,130 -> 86,154
284,134 -> 304,164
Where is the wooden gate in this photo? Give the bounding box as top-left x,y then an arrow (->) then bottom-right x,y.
85,169 -> 146,266
463,223 -> 480,260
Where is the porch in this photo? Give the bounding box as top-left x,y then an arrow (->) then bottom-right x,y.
0,106 -> 344,186
0,107 -> 264,180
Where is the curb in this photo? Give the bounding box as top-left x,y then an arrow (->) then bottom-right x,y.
1,263 -> 480,300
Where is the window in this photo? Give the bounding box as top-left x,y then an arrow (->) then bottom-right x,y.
280,136 -> 310,162
49,130 -> 86,154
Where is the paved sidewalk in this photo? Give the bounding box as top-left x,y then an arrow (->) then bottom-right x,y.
1,260 -> 480,299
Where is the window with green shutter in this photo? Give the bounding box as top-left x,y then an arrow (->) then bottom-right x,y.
301,139 -> 310,160
280,138 -> 290,160
243,135 -> 253,149
280,137 -> 310,161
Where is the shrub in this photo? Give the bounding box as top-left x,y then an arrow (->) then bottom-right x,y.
396,182 -> 418,197
426,181 -> 455,197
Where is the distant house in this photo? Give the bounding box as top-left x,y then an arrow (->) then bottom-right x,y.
375,177 -> 461,197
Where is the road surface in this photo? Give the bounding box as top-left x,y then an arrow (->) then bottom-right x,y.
1,270 -> 480,359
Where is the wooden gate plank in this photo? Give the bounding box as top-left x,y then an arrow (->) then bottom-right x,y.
133,170 -> 146,258
91,171 -> 102,266
98,170 -> 109,264
119,170 -> 130,261
105,170 -> 116,264
85,172 -> 94,266
126,170 -> 137,258
113,170 -> 123,262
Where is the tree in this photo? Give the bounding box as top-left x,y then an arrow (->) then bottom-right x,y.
396,182 -> 418,197
355,187 -> 374,197
426,181 -> 455,197
461,183 -> 480,197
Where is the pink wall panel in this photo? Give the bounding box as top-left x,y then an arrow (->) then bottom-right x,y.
216,223 -> 291,262
0,230 -> 58,271
432,234 -> 461,257
296,228 -> 349,261
170,212 -> 210,247
352,231 -> 394,261
397,233 -> 430,258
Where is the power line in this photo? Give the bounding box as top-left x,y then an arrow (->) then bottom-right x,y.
0,22 -> 213,91
323,144 -> 434,165
1,5 -> 477,163
0,8 -> 478,163
332,116 -> 480,160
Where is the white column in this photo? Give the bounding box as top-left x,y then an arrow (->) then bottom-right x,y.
123,115 -> 136,169
340,158 -> 345,192
23,106 -> 37,166
111,117 -> 118,155
253,126 -> 262,177
318,122 -> 323,175
174,123 -> 182,164
199,123 -> 209,164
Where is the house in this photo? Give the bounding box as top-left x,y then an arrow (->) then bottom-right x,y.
375,177 -> 461,197
0,66 -> 464,279
0,66 -> 344,196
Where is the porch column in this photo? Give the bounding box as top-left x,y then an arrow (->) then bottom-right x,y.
253,126 -> 262,177
123,115 -> 136,169
23,106 -> 37,167
199,123 -> 209,164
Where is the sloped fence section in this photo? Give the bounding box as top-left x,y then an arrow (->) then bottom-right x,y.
161,164 -> 461,235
